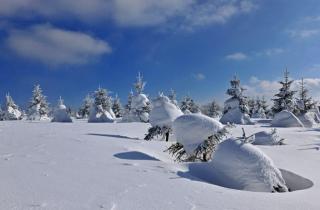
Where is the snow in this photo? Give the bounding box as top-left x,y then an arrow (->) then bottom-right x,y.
149,95 -> 183,128
1,120 -> 320,209
220,107 -> 254,125
2,106 -> 22,120
271,110 -> 304,127
298,112 -> 319,128
252,130 -> 283,145
51,102 -> 72,123
122,93 -> 150,123
173,114 -> 224,154
187,138 -> 288,192
88,106 -> 114,123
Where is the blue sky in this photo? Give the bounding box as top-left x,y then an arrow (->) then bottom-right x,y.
1,0 -> 320,109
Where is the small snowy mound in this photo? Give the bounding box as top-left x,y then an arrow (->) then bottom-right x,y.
173,114 -> 224,154
220,107 -> 253,125
297,112 -> 319,128
2,106 -> 22,120
252,130 -> 284,145
51,101 -> 72,123
188,138 -> 288,192
271,110 -> 303,127
88,106 -> 114,123
149,95 -> 183,127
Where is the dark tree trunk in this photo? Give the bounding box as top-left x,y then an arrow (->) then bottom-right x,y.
165,132 -> 169,142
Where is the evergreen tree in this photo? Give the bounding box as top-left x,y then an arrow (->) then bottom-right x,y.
295,78 -> 315,114
272,69 -> 296,114
28,84 -> 49,120
247,98 -> 255,116
5,93 -> 19,110
180,96 -> 200,113
124,90 -> 133,114
78,94 -> 93,118
207,100 -> 222,118
93,87 -> 112,114
112,94 -> 122,118
168,89 -> 178,106
133,72 -> 146,94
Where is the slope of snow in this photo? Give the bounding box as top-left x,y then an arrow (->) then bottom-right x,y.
271,110 -> 304,127
1,120 -> 320,210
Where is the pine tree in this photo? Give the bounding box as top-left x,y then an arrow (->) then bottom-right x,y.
295,78 -> 315,114
78,94 -> 93,118
133,72 -> 146,94
93,87 -> 112,114
28,84 -> 49,120
180,96 -> 200,113
247,98 -> 255,116
207,100 -> 221,118
168,89 -> 178,106
124,90 -> 133,114
5,93 -> 19,110
112,94 -> 122,118
272,69 -> 296,114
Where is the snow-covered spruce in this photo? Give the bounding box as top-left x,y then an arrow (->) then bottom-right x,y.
168,89 -> 179,107
122,73 -> 151,123
271,110 -> 304,127
252,129 -> 285,145
27,84 -> 50,121
252,97 -> 268,119
188,138 -> 289,193
51,97 -> 72,123
88,87 -> 115,123
77,94 -> 93,119
201,100 -> 222,118
167,114 -> 227,161
145,94 -> 183,141
112,94 -> 123,118
1,93 -> 22,120
180,95 -> 201,114
220,76 -> 253,125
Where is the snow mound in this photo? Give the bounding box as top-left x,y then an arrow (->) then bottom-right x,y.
88,106 -> 114,123
51,103 -> 72,123
271,110 -> 303,127
187,138 -> 288,192
252,130 -> 283,145
220,107 -> 254,125
149,95 -> 183,127
122,93 -> 150,123
297,112 -> 319,128
173,114 -> 224,154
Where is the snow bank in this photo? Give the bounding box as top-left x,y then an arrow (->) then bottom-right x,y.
173,114 -> 224,154
187,138 -> 288,192
88,106 -> 114,123
297,112 -> 319,128
252,130 -> 283,145
271,110 -> 303,127
220,107 -> 253,125
51,103 -> 72,123
149,95 -> 183,128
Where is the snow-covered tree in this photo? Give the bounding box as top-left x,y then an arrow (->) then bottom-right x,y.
247,98 -> 255,117
122,73 -> 151,122
78,94 -> 93,119
88,87 -> 115,122
295,78 -> 315,114
168,89 -> 178,107
2,93 -> 22,120
51,97 -> 72,122
27,84 -> 50,120
252,97 -> 267,118
201,100 -> 222,118
180,96 -> 201,114
112,94 -> 122,118
220,76 -> 252,124
272,69 -> 296,114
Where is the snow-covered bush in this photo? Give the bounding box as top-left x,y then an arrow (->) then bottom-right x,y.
220,76 -> 253,125
27,84 -> 50,121
201,100 -> 222,118
252,97 -> 268,119
180,96 -> 201,114
145,94 -> 183,141
122,73 -> 151,122
77,94 -> 93,119
88,87 -> 115,123
167,114 -> 227,161
1,94 -> 22,120
252,129 -> 285,145
188,138 -> 289,192
271,110 -> 304,127
51,97 -> 72,123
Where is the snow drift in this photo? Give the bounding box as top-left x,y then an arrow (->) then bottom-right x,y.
297,112 -> 320,128
252,130 -> 284,145
187,138 -> 288,192
270,110 -> 303,127
173,114 -> 224,155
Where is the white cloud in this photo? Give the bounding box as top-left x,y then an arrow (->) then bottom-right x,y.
6,24 -> 111,66
225,52 -> 248,61
193,73 -> 206,81
288,29 -> 319,39
0,0 -> 258,29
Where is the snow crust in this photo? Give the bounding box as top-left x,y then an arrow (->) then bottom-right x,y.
173,114 -> 224,154
271,110 -> 304,127
188,138 -> 288,192
149,95 -> 183,127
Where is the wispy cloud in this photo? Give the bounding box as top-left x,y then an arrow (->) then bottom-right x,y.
192,73 -> 206,81
288,29 -> 319,39
6,24 -> 111,66
225,52 -> 248,61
